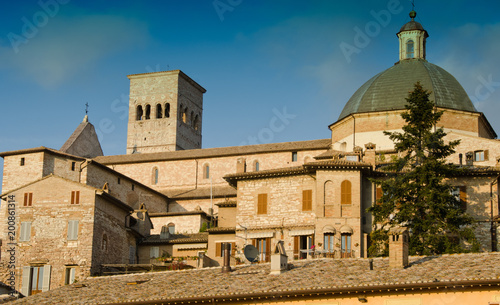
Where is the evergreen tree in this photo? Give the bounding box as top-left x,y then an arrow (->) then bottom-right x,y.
368,82 -> 479,256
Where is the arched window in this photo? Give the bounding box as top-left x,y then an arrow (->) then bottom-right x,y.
182,108 -> 188,124
203,164 -> 210,179
152,167 -> 159,185
145,104 -> 151,120
136,105 -> 143,121
167,223 -> 175,235
165,103 -> 170,118
193,115 -> 200,131
254,160 -> 260,171
156,104 -> 162,119
324,180 -> 334,217
341,180 -> 352,205
102,234 -> 108,252
406,39 -> 414,58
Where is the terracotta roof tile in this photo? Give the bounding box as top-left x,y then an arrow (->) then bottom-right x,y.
11,252 -> 500,304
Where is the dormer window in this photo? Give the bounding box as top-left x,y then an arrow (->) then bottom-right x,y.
406,40 -> 414,58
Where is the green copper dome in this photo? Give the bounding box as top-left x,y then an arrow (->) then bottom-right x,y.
338,59 -> 476,121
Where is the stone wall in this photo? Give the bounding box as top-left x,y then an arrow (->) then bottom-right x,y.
150,214 -> 207,234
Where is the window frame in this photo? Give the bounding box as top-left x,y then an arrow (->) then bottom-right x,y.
24,192 -> 33,207
70,191 -> 80,205
406,39 -> 414,58
20,222 -> 32,242
67,220 -> 79,241
291,151 -> 298,162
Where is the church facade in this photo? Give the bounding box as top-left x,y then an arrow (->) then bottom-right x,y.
1,10 -> 500,296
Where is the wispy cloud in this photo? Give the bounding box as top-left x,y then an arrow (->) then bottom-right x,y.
0,15 -> 149,88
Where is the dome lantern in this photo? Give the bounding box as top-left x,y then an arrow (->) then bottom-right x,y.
397,10 -> 428,61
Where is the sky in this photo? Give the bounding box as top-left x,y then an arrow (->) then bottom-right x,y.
1,0 -> 499,192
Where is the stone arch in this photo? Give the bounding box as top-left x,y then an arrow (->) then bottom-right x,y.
156,104 -> 163,119
136,105 -> 143,121
253,160 -> 260,171
145,104 -> 151,120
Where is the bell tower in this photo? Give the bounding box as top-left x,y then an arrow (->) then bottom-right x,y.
126,70 -> 206,154
397,10 -> 428,61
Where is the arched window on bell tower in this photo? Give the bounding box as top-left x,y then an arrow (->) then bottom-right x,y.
406,40 -> 414,58
136,105 -> 143,121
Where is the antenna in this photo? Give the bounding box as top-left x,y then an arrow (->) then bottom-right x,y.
243,244 -> 259,263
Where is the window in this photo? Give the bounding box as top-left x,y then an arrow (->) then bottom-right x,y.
152,167 -> 159,185
117,177 -> 121,184
215,242 -> 236,257
71,162 -> 76,171
145,104 -> 151,120
345,155 -> 358,162
67,220 -> 79,240
136,105 -> 143,121
24,192 -> 33,207
20,222 -> 31,242
21,265 -> 51,296
406,39 -> 414,58
182,107 -> 188,123
324,233 -> 335,254
193,115 -> 200,131
252,238 -> 270,262
203,164 -> 210,179
294,235 -> 314,260
474,150 -> 488,162
102,234 -> 108,252
341,234 -> 352,258
165,103 -> 170,118
341,180 -> 352,205
70,191 -> 80,205
451,186 -> 467,211
150,246 -> 160,258
167,223 -> 175,235
156,104 -> 162,119
376,186 -> 383,205
257,193 -> 267,214
132,184 -> 135,191
65,266 -> 76,285
302,190 -> 312,211
292,151 -> 298,162
20,157 -> 25,166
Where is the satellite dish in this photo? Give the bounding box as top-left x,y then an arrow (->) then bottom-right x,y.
243,245 -> 259,263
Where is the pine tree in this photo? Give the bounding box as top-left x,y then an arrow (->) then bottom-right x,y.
368,82 -> 479,256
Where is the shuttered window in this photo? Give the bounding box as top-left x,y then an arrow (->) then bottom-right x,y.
302,190 -> 312,211
215,242 -> 236,257
71,191 -> 80,205
20,222 -> 31,242
341,180 -> 352,205
67,220 -> 79,240
257,193 -> 267,214
376,187 -> 383,205
459,186 -> 467,211
24,193 -> 33,207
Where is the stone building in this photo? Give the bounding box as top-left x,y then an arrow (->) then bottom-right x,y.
1,9 -> 500,297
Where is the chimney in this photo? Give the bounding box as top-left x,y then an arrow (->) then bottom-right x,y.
388,227 -> 409,269
222,242 -> 232,273
236,158 -> 246,173
270,241 -> 288,275
364,142 -> 376,166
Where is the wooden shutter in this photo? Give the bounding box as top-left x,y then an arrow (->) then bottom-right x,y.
67,220 -> 79,240
485,150 -> 489,161
20,222 -> 31,242
71,191 -> 80,205
294,236 -> 299,259
252,239 -> 256,247
21,266 -> 31,296
376,187 -> 383,205
459,186 -> 467,211
215,243 -> 222,257
24,193 -> 28,206
231,242 -> 236,256
265,238 -> 271,262
257,194 -> 267,214
302,190 -> 312,211
341,180 -> 352,205
41,265 -> 51,292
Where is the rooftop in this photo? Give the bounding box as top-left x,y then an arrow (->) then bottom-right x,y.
10,252 -> 500,305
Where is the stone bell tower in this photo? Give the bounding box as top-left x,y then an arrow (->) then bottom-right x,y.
126,70 -> 206,154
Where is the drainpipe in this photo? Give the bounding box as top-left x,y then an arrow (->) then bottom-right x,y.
491,175 -> 499,251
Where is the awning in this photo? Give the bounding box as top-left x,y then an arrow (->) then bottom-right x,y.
339,225 -> 353,234
289,229 -> 314,236
246,232 -> 274,239
323,225 -> 336,234
174,243 -> 207,250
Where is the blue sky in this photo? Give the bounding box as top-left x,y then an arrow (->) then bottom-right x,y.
1,0 -> 500,192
